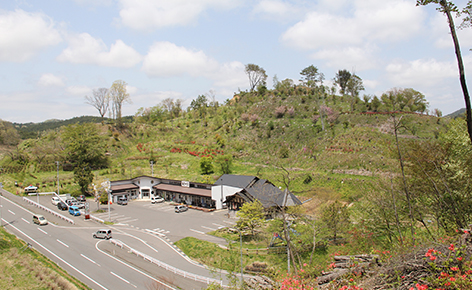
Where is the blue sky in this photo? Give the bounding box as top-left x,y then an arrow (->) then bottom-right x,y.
1,0 -> 472,123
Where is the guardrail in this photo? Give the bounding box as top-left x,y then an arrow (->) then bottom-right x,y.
109,239 -> 224,286
23,197 -> 75,225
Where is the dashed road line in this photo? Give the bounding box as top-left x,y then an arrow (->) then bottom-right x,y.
8,210 -> 15,215
81,254 -> 100,266
21,218 -> 30,224
110,271 -> 136,288
212,223 -> 225,228
37,227 -> 48,235
57,239 -> 69,248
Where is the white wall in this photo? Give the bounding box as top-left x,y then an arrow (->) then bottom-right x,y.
211,185 -> 242,210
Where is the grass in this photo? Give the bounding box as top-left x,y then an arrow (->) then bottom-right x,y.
0,227 -> 89,290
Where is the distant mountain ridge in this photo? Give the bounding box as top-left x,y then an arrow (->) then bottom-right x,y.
445,108 -> 466,118
12,115 -> 133,139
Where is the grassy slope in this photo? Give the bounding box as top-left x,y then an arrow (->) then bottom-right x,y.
0,226 -> 89,290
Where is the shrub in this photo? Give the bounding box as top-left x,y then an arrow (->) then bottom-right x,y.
275,106 -> 287,118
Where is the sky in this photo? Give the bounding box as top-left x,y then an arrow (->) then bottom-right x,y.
1,0 -> 472,123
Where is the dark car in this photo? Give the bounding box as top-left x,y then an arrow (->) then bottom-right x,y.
77,195 -> 86,202
57,201 -> 68,211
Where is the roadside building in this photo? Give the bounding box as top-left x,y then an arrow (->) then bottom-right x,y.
212,174 -> 301,210
110,174 -> 300,211
110,176 -> 213,208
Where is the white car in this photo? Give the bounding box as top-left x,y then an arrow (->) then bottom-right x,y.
151,196 -> 164,204
51,196 -> 60,206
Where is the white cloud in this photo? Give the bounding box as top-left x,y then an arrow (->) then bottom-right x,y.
282,0 -> 424,50
118,0 -> 238,30
311,45 -> 379,70
57,33 -> 142,68
0,9 -> 62,62
142,41 -> 219,77
38,73 -> 65,87
385,58 -> 457,87
252,0 -> 301,20
66,85 -> 91,96
73,0 -> 112,6
142,41 -> 247,89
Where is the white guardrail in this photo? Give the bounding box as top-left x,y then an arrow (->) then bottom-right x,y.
109,239 -> 224,286
23,197 -> 75,225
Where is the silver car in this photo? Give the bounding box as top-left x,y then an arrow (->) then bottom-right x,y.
174,205 -> 188,213
93,229 -> 112,239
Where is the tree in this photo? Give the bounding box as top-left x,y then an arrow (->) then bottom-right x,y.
85,88 -> 109,118
346,74 -> 364,112
200,156 -> 214,175
108,80 -> 131,127
320,200 -> 350,243
245,64 -> 267,92
215,154 -> 232,174
61,124 -> 108,194
334,69 -> 351,95
417,0 -> 472,144
299,65 -> 324,88
236,200 -> 265,237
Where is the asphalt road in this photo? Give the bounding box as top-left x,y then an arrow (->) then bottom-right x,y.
0,189 -> 238,289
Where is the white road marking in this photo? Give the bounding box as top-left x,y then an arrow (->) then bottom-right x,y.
201,226 -> 215,231
21,218 -> 30,224
96,241 -> 175,289
4,219 -> 108,290
212,223 -> 225,228
190,229 -> 205,235
37,227 -> 48,235
56,239 -> 69,248
81,254 -> 100,266
8,210 -> 15,215
223,220 -> 234,224
110,271 -> 137,288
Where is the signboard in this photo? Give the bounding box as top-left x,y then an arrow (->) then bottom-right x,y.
181,181 -> 190,187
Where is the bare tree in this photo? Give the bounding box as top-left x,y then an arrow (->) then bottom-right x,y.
85,88 -> 109,118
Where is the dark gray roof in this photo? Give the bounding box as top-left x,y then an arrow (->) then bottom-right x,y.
239,179 -> 302,208
214,174 -> 258,189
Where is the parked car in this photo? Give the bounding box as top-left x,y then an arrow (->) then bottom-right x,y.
65,197 -> 77,206
51,196 -> 60,206
175,205 -> 188,213
32,214 -> 48,225
151,196 -> 164,204
68,205 -> 81,216
93,229 -> 112,240
77,195 -> 86,202
57,201 -> 68,211
69,201 -> 85,209
117,197 -> 128,205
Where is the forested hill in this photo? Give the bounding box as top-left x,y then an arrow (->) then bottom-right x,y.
10,115 -> 134,139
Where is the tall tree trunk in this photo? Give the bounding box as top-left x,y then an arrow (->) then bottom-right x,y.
441,0 -> 472,144
393,114 -> 415,245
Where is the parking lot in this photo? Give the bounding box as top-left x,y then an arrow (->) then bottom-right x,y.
30,194 -> 235,243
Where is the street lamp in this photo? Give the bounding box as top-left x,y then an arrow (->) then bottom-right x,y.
150,161 -> 154,176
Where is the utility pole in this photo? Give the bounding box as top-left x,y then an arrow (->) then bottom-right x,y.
56,161 -> 60,195
150,161 -> 154,176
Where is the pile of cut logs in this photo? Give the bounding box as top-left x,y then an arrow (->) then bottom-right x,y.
318,254 -> 380,285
